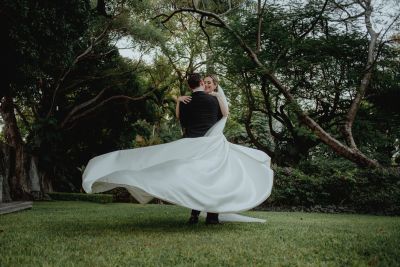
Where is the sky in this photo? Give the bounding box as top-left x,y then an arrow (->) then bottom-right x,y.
116,37 -> 155,63
116,0 -> 399,61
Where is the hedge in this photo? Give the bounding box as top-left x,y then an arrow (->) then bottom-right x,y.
48,192 -> 113,203
263,163 -> 400,215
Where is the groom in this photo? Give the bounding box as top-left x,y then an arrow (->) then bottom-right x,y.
179,73 -> 223,225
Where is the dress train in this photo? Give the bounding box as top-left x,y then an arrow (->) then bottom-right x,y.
82,118 -> 273,222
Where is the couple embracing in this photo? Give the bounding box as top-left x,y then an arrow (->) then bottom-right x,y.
82,72 -> 273,224
176,73 -> 228,224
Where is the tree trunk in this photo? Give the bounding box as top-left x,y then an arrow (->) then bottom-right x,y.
0,142 -> 47,201
0,142 -> 12,202
40,171 -> 54,194
0,96 -> 31,199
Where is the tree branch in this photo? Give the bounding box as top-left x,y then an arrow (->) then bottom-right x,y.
46,23 -> 112,119
243,93 -> 274,156
256,0 -> 268,53
343,0 -> 379,149
156,6 -> 380,167
13,103 -> 30,129
64,87 -> 158,128
298,0 -> 329,39
200,15 -> 213,50
60,86 -> 111,128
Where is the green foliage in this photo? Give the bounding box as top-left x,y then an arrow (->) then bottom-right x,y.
224,118 -> 248,144
2,0 -> 174,193
207,1 -> 399,166
351,168 -> 400,214
130,116 -> 182,148
48,192 -> 113,203
267,160 -> 400,214
5,0 -> 92,90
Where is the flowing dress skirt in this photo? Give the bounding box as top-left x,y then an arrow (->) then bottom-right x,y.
82,118 -> 273,222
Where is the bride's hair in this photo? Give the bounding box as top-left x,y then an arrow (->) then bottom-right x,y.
205,74 -> 219,91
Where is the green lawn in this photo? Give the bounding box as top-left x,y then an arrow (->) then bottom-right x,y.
1,201 -> 399,266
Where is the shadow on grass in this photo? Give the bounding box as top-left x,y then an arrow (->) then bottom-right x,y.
47,214 -> 236,237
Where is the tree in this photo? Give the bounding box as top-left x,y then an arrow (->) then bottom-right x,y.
0,0 -> 159,199
154,0 -> 400,168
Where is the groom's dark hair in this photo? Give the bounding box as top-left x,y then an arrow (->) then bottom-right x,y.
187,73 -> 202,89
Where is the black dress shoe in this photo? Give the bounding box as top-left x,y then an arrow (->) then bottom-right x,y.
188,215 -> 199,224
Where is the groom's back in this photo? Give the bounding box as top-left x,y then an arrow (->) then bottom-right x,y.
179,91 -> 222,138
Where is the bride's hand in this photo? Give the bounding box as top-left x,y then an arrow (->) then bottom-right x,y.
177,96 -> 192,104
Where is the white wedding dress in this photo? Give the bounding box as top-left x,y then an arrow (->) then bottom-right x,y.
82,86 -> 273,223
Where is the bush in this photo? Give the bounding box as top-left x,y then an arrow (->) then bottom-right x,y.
264,161 -> 400,215
350,168 -> 400,214
268,167 -> 325,207
48,192 -> 113,203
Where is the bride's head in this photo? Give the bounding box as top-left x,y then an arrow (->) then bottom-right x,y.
204,74 -> 218,93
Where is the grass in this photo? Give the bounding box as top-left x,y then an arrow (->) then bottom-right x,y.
0,201 -> 399,266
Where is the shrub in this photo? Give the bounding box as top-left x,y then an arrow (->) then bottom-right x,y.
48,192 -> 113,203
350,168 -> 400,214
268,167 -> 325,207
265,161 -> 400,215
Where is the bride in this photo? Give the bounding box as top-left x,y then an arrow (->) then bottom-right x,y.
82,73 -> 273,223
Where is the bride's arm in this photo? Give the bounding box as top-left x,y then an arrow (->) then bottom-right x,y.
210,92 -> 229,117
175,96 -> 192,119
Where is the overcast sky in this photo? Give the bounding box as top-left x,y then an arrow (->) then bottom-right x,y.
116,0 -> 399,61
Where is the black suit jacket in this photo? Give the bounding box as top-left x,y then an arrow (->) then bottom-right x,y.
179,91 -> 223,138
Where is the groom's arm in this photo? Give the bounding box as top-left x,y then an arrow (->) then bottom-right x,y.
179,102 -> 189,137
179,102 -> 188,127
